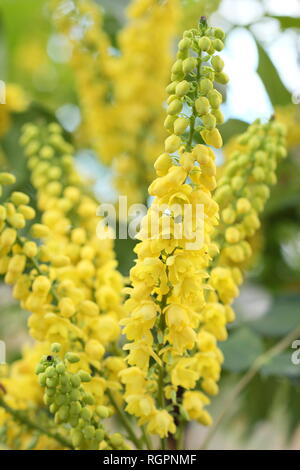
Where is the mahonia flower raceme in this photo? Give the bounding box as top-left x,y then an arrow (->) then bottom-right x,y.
50,0 -> 117,163
207,118 -> 287,323
120,19 -> 229,439
112,0 -> 180,206
0,126 -> 127,445
18,123 -> 125,353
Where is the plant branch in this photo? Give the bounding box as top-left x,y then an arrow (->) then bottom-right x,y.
0,399 -> 73,449
106,389 -> 143,450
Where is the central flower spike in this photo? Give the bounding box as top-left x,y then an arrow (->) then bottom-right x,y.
120,20 -> 229,439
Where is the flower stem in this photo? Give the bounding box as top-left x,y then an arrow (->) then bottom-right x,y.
106,389 -> 143,450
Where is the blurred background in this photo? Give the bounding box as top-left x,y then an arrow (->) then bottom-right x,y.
0,0 -> 300,449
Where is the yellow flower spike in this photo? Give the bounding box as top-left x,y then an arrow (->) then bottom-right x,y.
121,18 -> 228,436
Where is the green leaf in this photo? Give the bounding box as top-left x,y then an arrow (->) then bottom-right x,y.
267,15 -> 300,30
218,118 -> 248,144
261,352 -> 300,378
255,38 -> 291,107
250,295 -> 300,337
220,327 -> 264,373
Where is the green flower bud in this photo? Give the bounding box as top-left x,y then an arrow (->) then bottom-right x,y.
95,429 -> 105,442
78,370 -> 92,382
44,393 -> 54,406
70,401 -> 82,416
110,433 -> 124,447
49,403 -> 58,414
231,176 -> 244,191
81,408 -> 92,421
46,377 -> 58,388
207,89 -> 222,108
182,57 -> 197,74
212,39 -> 224,51
166,81 -> 178,95
56,405 -> 69,421
35,363 -> 45,374
198,36 -> 211,51
71,429 -> 83,448
82,394 -> 95,405
65,353 -> 80,363
38,373 -> 47,387
199,78 -> 213,95
167,99 -> 182,115
70,389 -> 81,401
55,394 -> 66,406
211,55 -> 224,72
212,108 -> 224,124
215,72 -> 229,84
70,374 -> 81,388
202,113 -> 217,130
174,117 -> 189,135
175,80 -> 190,97
167,94 -> 176,104
51,343 -> 61,353
214,28 -> 225,40
45,366 -> 57,378
178,37 -> 191,50
195,96 -> 210,115
171,59 -> 183,76
96,405 -> 110,419
56,363 -> 66,374
83,425 -> 95,440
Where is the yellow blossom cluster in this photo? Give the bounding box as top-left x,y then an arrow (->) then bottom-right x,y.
208,119 -> 287,319
120,19 -> 228,439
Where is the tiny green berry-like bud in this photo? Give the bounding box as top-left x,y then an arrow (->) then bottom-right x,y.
207,89 -> 222,108
182,57 -> 197,74
51,343 -> 61,353
56,363 -> 65,374
175,80 -> 190,97
212,108 -> 225,125
35,363 -> 45,374
78,370 -> 92,382
198,36 -> 211,51
214,28 -> 225,40
167,99 -> 182,115
199,78 -> 213,95
70,374 -> 81,388
65,352 -> 80,363
195,97 -> 210,116
166,81 -> 178,95
165,134 -> 181,153
71,429 -> 83,448
211,55 -> 224,72
215,72 -> 229,84
212,39 -> 224,51
202,114 -> 217,130
171,59 -> 183,75
110,433 -> 124,447
178,37 -> 191,50
96,406 -> 110,419
174,117 -> 189,135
